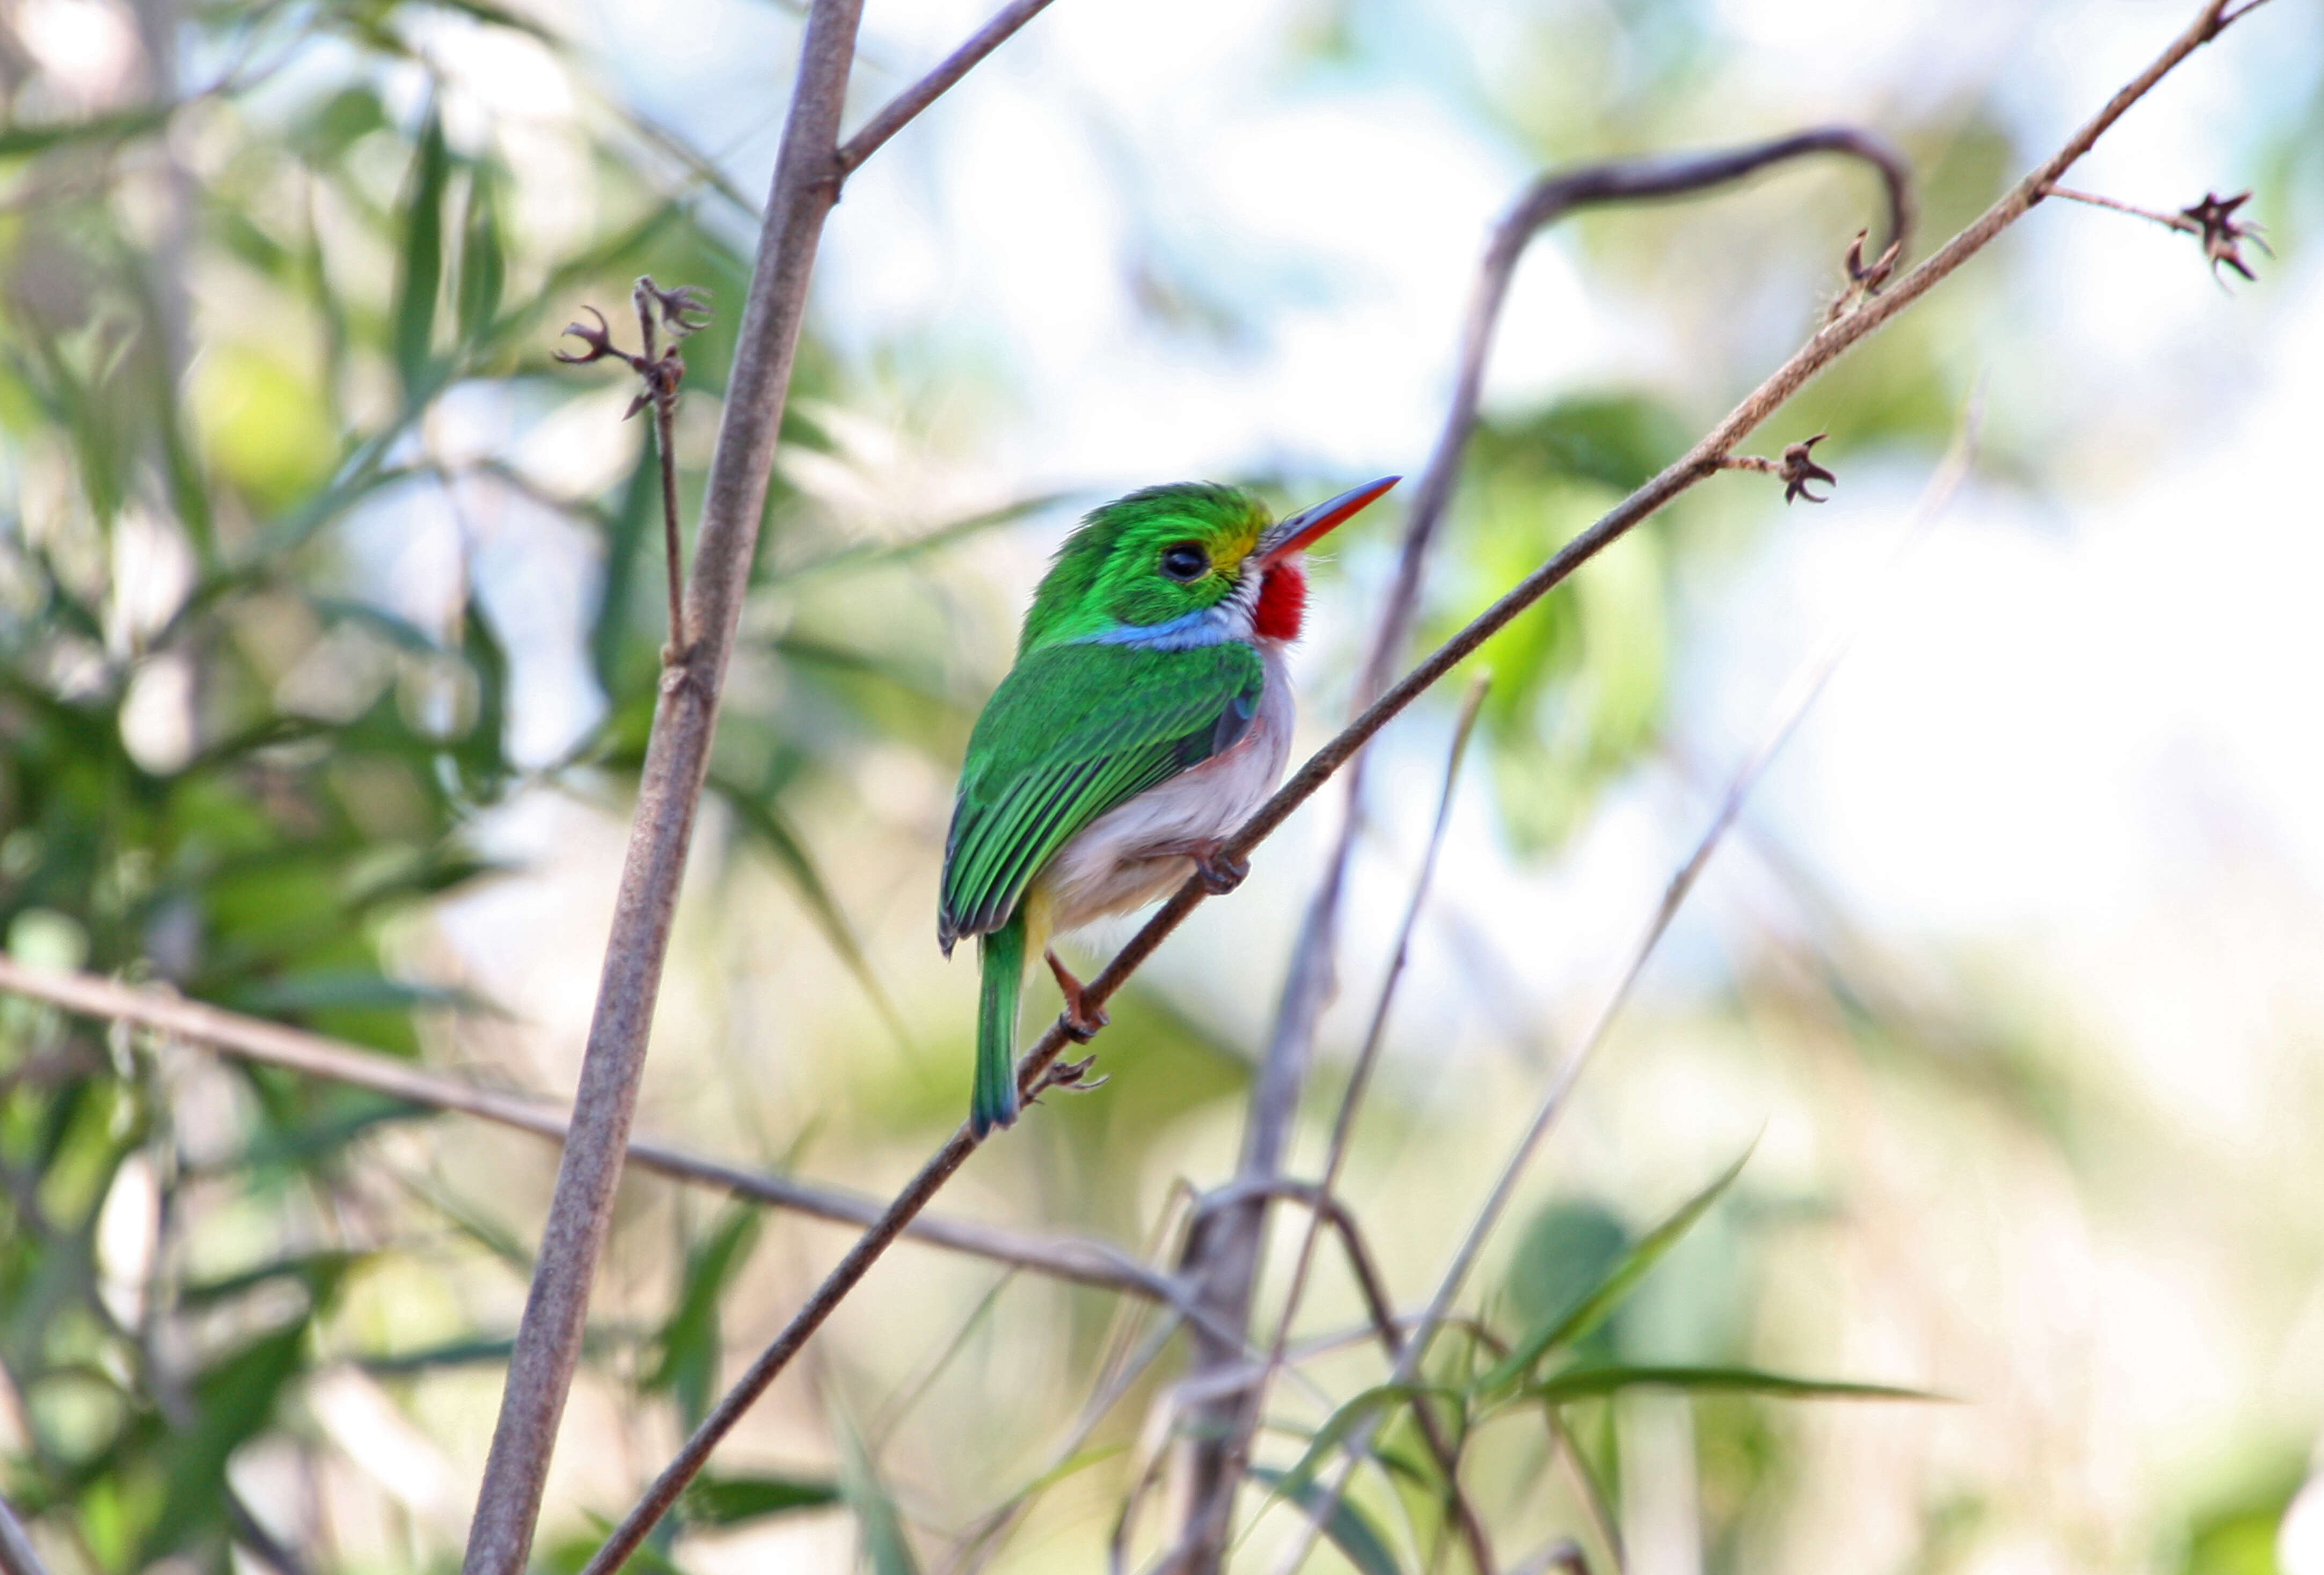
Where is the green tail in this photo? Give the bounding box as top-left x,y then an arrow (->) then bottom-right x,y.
973,915 -> 1026,1137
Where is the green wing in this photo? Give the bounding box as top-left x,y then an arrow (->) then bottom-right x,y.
940,640 -> 1264,947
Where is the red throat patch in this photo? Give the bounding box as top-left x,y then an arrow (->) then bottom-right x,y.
1253,560 -> 1307,642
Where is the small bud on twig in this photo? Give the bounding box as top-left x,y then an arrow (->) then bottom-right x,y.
2179,190 -> 2268,282
553,279 -> 714,660
1824,229 -> 1904,324
646,282 -> 713,338
1845,228 -> 1902,290
552,305 -> 623,367
1719,431 -> 1837,504
2042,183 -> 2269,284
1781,433 -> 1837,503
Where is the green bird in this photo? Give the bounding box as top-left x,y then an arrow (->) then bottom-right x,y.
940,475 -> 1399,1136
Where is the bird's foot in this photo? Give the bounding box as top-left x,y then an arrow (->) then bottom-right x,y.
1028,1053 -> 1108,1111
1046,1053 -> 1105,1090
1046,948 -> 1109,1042
1185,839 -> 1249,896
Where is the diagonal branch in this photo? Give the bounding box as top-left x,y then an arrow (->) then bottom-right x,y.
836,0 -> 1061,177
1175,121 -> 1911,1572
580,1 -> 2269,1564
0,957 -> 1171,1298
0,1491 -> 50,1575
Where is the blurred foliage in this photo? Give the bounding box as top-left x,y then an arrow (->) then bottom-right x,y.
0,0 -> 970,1562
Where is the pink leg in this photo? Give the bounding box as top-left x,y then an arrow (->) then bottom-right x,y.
1046,949 -> 1109,1042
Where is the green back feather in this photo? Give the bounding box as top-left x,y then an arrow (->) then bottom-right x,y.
940,639 -> 1262,945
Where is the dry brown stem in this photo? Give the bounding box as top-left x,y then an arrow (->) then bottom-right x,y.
0,957 -> 1170,1296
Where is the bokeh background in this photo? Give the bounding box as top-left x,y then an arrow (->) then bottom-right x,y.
3,0 -> 2323,1568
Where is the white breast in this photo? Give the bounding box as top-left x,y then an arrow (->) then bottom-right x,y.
1038,642 -> 1295,934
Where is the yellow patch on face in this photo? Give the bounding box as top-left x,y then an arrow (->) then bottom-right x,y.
1205,516 -> 1266,578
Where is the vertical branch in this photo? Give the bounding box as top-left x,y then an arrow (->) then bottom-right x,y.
457,1 -> 865,1568
1172,127 -> 1911,1570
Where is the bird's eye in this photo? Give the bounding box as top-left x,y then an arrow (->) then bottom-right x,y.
1159,543 -> 1209,582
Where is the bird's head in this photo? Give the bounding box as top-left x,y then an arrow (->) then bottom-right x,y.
1020,477 -> 1398,653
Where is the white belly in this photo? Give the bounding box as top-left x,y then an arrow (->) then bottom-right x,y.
1037,643 -> 1293,933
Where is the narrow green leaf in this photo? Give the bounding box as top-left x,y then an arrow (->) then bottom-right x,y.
216,970 -> 479,1015
838,1416 -> 922,1575
770,491 -> 1075,582
0,106 -> 169,158
1267,1383 -> 1467,1503
143,1319 -> 318,1557
456,161 -> 506,345
357,1337 -> 518,1375
1524,1365 -> 1947,1405
1482,1141 -> 1756,1394
590,442 -> 660,698
391,108 -> 450,399
452,598 -> 512,796
645,1205 -> 762,1430
707,774 -> 909,1047
682,1472 -> 842,1526
180,1250 -> 357,1309
1248,1467 -> 1407,1575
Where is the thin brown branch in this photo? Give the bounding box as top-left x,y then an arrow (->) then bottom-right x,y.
0,1491 -> 50,1575
835,0 -> 1059,176
2043,183 -> 2198,232
2043,182 -> 2269,280
1175,120 -> 1911,1572
0,958 -> 1168,1298
1271,396 -> 1985,1574
583,1 -> 2265,1561
461,0 -> 866,1566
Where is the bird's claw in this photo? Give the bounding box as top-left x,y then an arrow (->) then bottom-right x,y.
1028,1053 -> 1108,1109
1190,841 -> 1249,895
